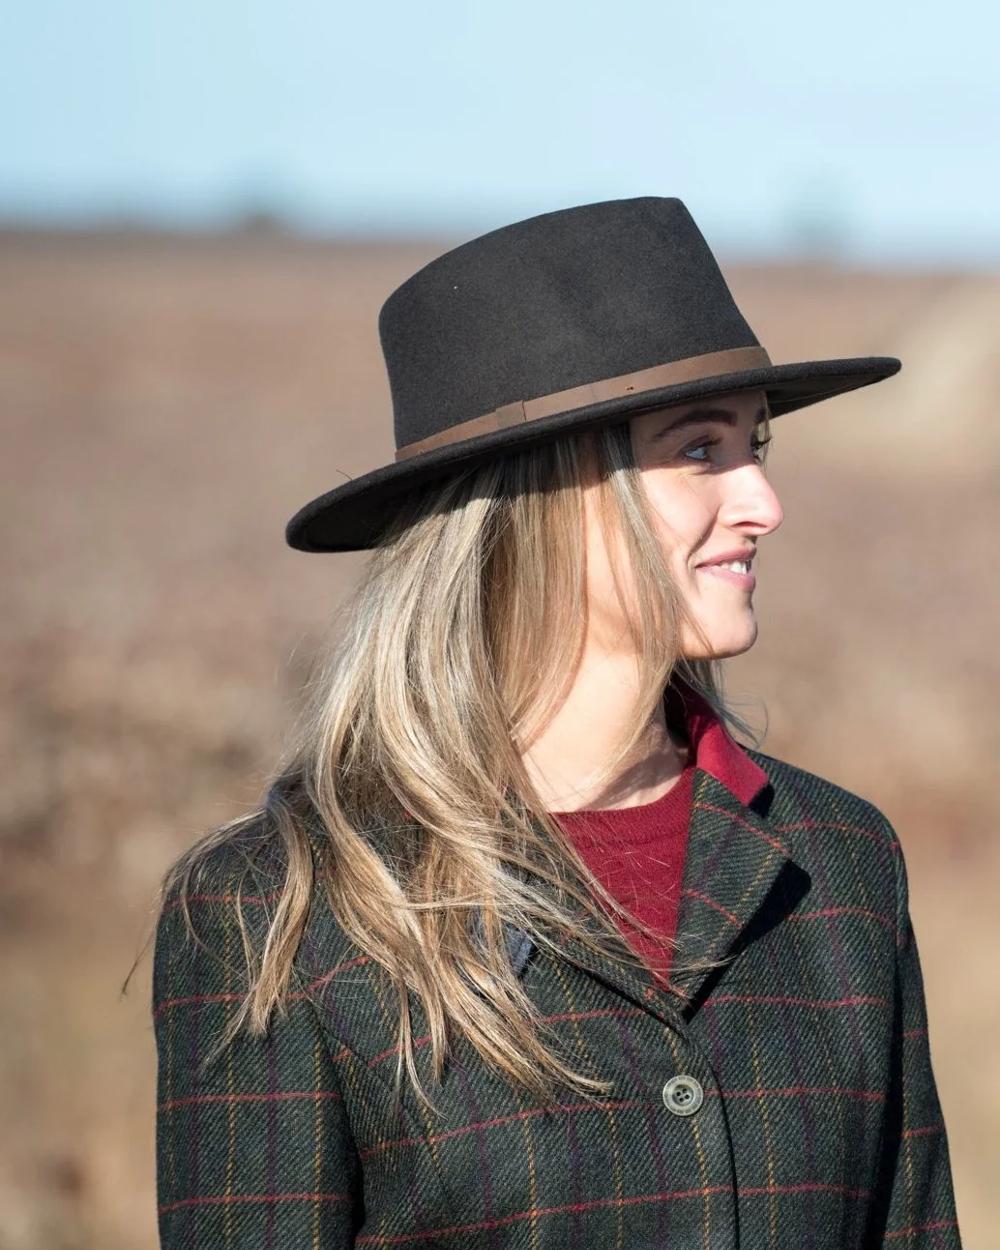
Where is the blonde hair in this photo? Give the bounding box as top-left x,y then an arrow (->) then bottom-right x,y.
155,410 -> 771,1116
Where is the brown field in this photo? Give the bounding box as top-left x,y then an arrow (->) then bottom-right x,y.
1,228 -> 997,1248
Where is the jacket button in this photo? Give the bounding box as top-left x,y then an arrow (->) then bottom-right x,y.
662,1074 -> 704,1116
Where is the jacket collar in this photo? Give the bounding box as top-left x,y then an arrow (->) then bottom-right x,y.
667,673 -> 771,807
499,679 -> 806,1027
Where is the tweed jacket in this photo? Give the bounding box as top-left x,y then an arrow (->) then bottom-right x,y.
152,749 -> 963,1249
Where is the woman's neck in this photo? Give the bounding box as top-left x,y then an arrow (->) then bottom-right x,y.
519,656 -> 690,812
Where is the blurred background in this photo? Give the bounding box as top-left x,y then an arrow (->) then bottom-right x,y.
2,1 -> 997,1246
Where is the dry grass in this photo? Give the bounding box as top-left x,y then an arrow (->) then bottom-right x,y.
1,229 -> 996,1248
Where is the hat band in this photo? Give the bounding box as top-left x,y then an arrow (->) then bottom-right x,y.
394,344 -> 772,462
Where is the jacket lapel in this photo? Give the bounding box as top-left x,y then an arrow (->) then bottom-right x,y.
500,762 -> 808,1026
664,766 -> 807,1011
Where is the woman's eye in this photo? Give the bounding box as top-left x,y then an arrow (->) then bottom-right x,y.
681,435 -> 772,464
752,435 -> 772,463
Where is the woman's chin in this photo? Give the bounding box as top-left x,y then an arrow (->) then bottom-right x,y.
684,617 -> 758,660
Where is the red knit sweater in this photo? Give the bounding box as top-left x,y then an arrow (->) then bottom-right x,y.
550,683 -> 769,987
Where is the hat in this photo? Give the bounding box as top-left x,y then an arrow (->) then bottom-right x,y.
285,196 -> 900,553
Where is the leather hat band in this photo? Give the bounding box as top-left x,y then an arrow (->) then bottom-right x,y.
394,344 -> 772,462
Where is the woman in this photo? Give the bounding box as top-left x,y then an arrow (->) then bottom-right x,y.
152,197 -> 962,1248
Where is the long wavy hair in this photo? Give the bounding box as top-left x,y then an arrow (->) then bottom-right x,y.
153,408 -> 771,1115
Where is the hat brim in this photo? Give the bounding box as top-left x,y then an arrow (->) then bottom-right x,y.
285,355 -> 900,553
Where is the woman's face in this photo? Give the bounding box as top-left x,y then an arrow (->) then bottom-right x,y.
583,386 -> 784,660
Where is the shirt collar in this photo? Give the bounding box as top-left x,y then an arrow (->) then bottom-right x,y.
669,676 -> 770,807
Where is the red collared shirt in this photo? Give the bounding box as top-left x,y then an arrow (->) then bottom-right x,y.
551,683 -> 768,985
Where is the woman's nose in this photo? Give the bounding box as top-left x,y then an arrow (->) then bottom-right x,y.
720,465 -> 783,534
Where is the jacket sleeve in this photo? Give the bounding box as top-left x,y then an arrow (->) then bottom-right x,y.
868,820 -> 963,1248
152,845 -> 363,1248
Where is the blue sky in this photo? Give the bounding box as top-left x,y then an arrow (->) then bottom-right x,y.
4,0 -> 998,264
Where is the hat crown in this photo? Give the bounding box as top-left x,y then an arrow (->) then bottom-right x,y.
377,196 -> 759,453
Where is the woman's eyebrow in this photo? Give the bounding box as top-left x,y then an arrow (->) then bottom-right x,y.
649,404 -> 768,440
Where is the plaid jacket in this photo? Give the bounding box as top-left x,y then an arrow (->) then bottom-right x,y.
152,749 -> 963,1248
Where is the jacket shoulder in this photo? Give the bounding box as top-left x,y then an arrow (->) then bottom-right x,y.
153,811 -> 359,997
156,815 -> 282,940
743,748 -> 907,931
153,817 -> 281,1002
744,747 -> 901,849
